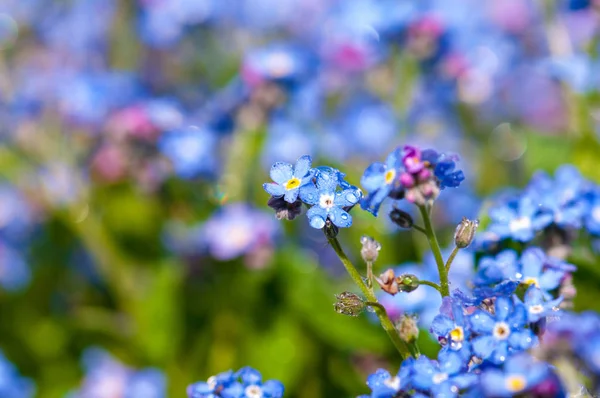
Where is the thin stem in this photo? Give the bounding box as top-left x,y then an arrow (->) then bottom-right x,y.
418,205 -> 450,297
327,234 -> 412,359
366,261 -> 374,291
445,246 -> 460,274
412,224 -> 427,234
418,280 -> 441,292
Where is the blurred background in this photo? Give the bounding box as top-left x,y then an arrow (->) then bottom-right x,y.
0,0 -> 600,397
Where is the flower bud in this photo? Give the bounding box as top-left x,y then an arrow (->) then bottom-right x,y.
397,314 -> 419,343
454,217 -> 478,248
334,292 -> 365,316
360,235 -> 381,263
397,274 -> 420,293
375,269 -> 399,295
389,208 -> 413,228
267,196 -> 303,220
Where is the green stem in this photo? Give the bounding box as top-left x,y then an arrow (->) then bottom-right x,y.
327,234 -> 412,359
445,246 -> 460,274
418,280 -> 441,292
418,205 -> 449,297
412,224 -> 427,235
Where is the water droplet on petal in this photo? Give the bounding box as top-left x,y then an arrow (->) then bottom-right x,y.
341,213 -> 348,220
346,192 -> 357,203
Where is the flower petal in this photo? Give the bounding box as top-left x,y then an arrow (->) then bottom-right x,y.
329,206 -> 352,228
469,310 -> 495,334
360,162 -> 386,192
270,162 -> 293,184
294,155 -> 312,178
431,315 -> 454,337
263,182 -> 285,197
473,335 -> 496,360
283,188 -> 299,203
299,184 -> 319,205
494,296 -> 514,321
262,380 -> 284,398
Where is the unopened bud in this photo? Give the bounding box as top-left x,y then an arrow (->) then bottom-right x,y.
397,274 -> 420,293
334,292 -> 365,316
375,269 -> 399,295
397,315 -> 419,343
454,217 -> 478,248
324,219 -> 339,239
267,196 -> 303,220
360,235 -> 381,263
389,208 -> 414,228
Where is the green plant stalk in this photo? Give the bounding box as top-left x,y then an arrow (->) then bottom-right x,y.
418,205 -> 450,297
327,234 -> 414,359
445,246 -> 460,273
418,280 -> 441,292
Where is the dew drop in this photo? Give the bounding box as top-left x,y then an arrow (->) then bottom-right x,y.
515,273 -> 523,279
499,356 -> 506,362
341,213 -> 348,220
346,192 -> 358,203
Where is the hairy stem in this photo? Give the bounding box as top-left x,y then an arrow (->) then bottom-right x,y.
445,246 -> 460,273
327,234 -> 414,359
418,205 -> 450,297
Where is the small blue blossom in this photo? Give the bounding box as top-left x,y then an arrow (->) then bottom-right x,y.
159,126 -> 219,179
300,168 -> 361,229
187,367 -> 284,398
473,250 -> 519,287
411,350 -> 477,397
521,285 -> 562,323
480,353 -> 558,398
421,150 -> 465,189
360,148 -> 403,216
516,248 -> 567,295
486,195 -> 553,242
468,296 -> 536,364
263,155 -> 313,203
430,299 -> 472,360
361,359 -> 412,398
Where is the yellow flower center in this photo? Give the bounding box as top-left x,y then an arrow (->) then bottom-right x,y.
523,277 -> 539,287
284,177 -> 301,190
384,169 -> 396,184
449,326 -> 464,342
505,375 -> 527,393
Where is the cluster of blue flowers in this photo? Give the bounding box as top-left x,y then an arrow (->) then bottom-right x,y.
263,155 -> 362,229
477,165 -> 600,250
187,367 -> 284,398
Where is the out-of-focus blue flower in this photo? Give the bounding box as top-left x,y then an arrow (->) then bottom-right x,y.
138,0 -> 218,48
159,125 -> 219,179
486,195 -> 553,242
473,247 -> 570,296
0,351 -> 35,398
521,285 -> 562,323
262,116 -> 316,167
585,187 -> 600,235
360,148 -> 403,216
361,358 -> 413,398
202,203 -> 278,261
527,165 -> 592,230
480,353 -> 558,398
412,350 -> 476,397
468,296 -> 536,364
70,347 -> 166,398
0,240 -> 31,291
37,0 -> 116,59
263,155 -> 313,203
241,44 -> 314,89
300,168 -> 361,229
187,366 -> 284,398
